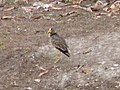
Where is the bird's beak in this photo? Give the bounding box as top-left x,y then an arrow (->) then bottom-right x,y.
48,29 -> 52,33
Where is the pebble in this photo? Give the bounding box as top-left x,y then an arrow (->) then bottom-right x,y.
113,64 -> 119,67
34,79 -> 41,82
25,87 -> 32,90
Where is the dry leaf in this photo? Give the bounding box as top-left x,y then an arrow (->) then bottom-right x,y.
14,0 -> 29,4
90,0 -> 104,11
81,7 -> 93,12
22,6 -> 37,13
71,4 -> 81,8
39,66 -> 46,71
83,49 -> 92,54
4,7 -> 15,11
35,65 -> 47,71
81,66 -> 92,74
107,1 -> 120,16
110,1 -> 120,13
71,5 -> 93,12
72,0 -> 83,4
39,70 -> 49,77
1,16 -> 15,20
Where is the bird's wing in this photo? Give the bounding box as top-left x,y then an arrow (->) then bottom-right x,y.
51,35 -> 68,51
51,34 -> 70,57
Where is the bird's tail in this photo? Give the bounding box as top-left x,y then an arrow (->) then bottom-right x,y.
57,48 -> 70,57
64,51 -> 70,57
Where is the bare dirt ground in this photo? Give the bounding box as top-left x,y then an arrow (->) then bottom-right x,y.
0,0 -> 120,90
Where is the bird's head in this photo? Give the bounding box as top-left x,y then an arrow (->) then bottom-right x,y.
48,28 -> 56,35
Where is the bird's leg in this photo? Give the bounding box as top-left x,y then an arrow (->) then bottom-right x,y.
55,49 -> 60,63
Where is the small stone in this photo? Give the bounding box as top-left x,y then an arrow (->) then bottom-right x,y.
95,79 -> 98,81
85,83 -> 89,86
110,67 -> 115,70
96,87 -> 99,88
87,78 -> 90,80
98,61 -> 106,64
113,64 -> 119,67
24,29 -> 27,31
25,87 -> 32,90
34,79 -> 41,82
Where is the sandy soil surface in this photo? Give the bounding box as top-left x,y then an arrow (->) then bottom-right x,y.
0,0 -> 120,90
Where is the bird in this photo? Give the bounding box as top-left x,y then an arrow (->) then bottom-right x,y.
48,28 -> 70,62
